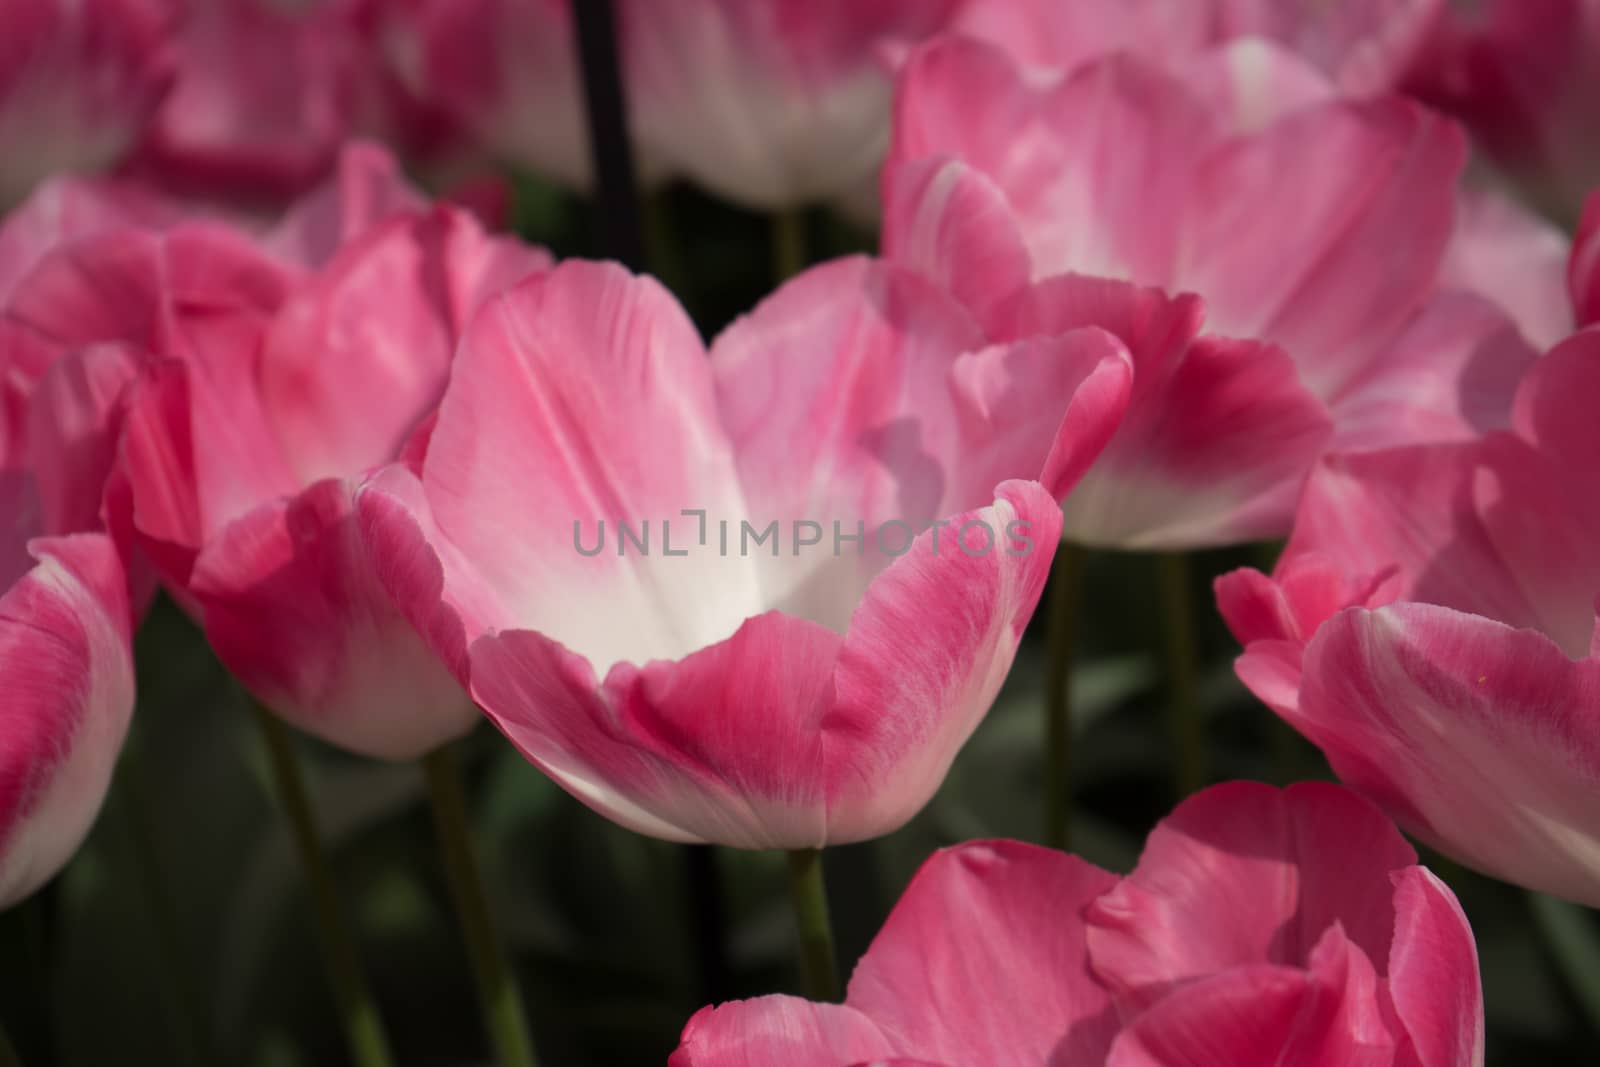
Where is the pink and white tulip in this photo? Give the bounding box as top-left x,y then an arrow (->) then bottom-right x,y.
357,256 -> 1133,848
0,0 -> 176,208
672,782 -> 1483,1066
104,185 -> 546,758
0,148 -> 543,760
1218,330 -> 1600,905
376,0 -> 962,208
884,36 -> 1534,549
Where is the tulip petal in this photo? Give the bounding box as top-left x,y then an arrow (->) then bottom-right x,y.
623,0 -> 959,208
259,208 -> 547,486
1087,781 -> 1416,1011
418,260 -> 759,672
994,274 -> 1331,548
880,157 -> 1032,321
1441,186 -> 1574,350
0,174 -> 177,303
191,478 -> 478,761
264,141 -> 427,269
847,840 -> 1122,1065
1211,0 -> 1444,95
469,610 -> 842,848
1330,291 -> 1539,453
1181,38 -> 1334,134
1178,99 -> 1465,401
713,258 -> 1129,626
671,999 -> 898,1067
1280,448 -> 1535,627
892,37 -> 1215,284
24,342 -> 141,536
1105,928 -> 1393,1067
823,481 -> 1061,842
1470,333 -> 1600,657
1298,603 -> 1600,905
0,534 -> 134,906
1387,868 -> 1485,1067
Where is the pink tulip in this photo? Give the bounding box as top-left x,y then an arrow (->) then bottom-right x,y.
1410,0 -> 1600,223
0,146 -> 545,760
0,0 -> 176,208
672,782 -> 1483,1065
126,0 -> 359,205
1218,329 -> 1600,905
375,0 -> 962,207
884,36 -> 1535,549
950,0 -> 1443,94
357,256 -> 1132,847
104,188 -> 547,758
1,337 -> 136,908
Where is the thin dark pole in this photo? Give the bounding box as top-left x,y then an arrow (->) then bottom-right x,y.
572,0 -> 646,267
569,0 -> 731,1003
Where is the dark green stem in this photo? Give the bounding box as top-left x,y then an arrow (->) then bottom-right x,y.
785,849 -> 840,1002
117,736 -> 212,1067
1044,542 -> 1086,850
772,209 -> 808,282
423,746 -> 539,1067
1157,552 -> 1208,797
253,706 -> 395,1067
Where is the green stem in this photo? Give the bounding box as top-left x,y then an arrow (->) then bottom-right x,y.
0,1018 -> 20,1067
1157,552 -> 1208,797
785,849 -> 840,1002
771,209 -> 808,282
117,737 -> 212,1067
1044,542 -> 1086,851
252,706 -> 394,1067
424,746 -> 539,1067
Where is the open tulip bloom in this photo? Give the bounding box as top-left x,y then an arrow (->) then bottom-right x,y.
881,34 -> 1541,550
1218,329 -> 1600,906
673,782 -> 1484,1066
357,255 -> 1135,849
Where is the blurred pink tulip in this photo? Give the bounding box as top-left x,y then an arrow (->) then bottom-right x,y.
1410,0 -> 1600,223
126,0 -> 358,204
951,0 -> 1443,94
104,173 -> 547,758
375,0 -> 961,208
884,37 -> 1535,549
0,0 -> 176,208
1217,330 -> 1600,905
357,256 -> 1133,848
0,146 -> 549,760
1,338 -> 135,907
672,783 -> 1483,1066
